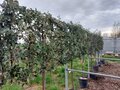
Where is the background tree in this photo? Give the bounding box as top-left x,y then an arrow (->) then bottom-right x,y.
111,22 -> 120,53
111,22 -> 120,38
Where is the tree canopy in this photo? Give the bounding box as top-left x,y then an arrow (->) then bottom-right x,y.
0,0 -> 103,89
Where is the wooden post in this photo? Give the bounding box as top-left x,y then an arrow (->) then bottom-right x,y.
42,70 -> 46,90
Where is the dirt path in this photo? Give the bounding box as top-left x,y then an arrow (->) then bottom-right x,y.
81,62 -> 120,90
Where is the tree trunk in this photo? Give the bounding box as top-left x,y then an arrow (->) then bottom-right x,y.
0,61 -> 3,85
42,70 -> 46,90
71,60 -> 74,89
81,56 -> 84,77
10,47 -> 14,83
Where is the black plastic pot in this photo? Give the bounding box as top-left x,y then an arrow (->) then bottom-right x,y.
79,77 -> 88,88
90,74 -> 97,80
93,65 -> 99,72
98,62 -> 102,67
100,60 -> 105,64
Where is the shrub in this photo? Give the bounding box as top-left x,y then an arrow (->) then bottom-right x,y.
46,74 -> 52,84
29,75 -> 42,84
48,85 -> 59,90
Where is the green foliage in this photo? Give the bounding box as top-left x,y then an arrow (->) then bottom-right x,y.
0,0 -> 103,89
46,74 -> 52,84
29,75 -> 42,84
48,85 -> 59,90
1,83 -> 23,90
54,66 -> 64,75
102,55 -> 116,58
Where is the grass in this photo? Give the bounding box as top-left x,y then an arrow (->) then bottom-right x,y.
102,54 -> 120,59
102,55 -> 120,63
29,75 -> 42,85
48,85 -> 59,90
1,83 -> 23,90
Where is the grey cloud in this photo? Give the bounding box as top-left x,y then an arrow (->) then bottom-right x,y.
0,0 -> 120,32
99,0 -> 120,10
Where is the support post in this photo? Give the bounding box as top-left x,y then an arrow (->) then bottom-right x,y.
65,64 -> 68,90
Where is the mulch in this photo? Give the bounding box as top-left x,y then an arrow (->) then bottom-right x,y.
79,62 -> 120,90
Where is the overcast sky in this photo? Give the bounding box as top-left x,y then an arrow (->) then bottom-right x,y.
0,0 -> 120,33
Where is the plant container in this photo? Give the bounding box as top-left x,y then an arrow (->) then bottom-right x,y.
90,74 -> 97,80
98,61 -> 102,67
93,65 -> 99,72
79,77 -> 88,88
100,60 -> 105,64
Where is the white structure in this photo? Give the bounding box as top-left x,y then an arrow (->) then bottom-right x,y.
103,37 -> 120,53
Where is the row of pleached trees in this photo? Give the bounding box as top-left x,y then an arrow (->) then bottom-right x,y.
0,0 -> 103,90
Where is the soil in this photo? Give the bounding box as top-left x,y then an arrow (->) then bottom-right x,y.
79,62 -> 120,90
25,85 -> 41,90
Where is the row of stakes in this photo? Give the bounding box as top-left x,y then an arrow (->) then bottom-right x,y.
79,59 -> 105,89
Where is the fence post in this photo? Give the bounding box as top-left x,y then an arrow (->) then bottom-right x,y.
65,64 -> 68,90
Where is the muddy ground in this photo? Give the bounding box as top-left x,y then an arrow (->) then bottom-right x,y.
80,62 -> 120,90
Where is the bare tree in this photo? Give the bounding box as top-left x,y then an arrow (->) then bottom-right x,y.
111,22 -> 120,38
111,22 -> 120,53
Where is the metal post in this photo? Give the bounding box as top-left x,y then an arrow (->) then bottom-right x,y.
65,64 -> 68,90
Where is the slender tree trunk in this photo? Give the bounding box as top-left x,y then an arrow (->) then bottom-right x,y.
0,61 -> 3,85
71,60 -> 74,89
10,47 -> 14,83
10,47 -> 13,67
90,55 -> 92,70
41,29 -> 46,90
81,56 -> 84,77
42,70 -> 46,90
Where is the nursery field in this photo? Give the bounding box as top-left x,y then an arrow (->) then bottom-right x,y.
1,59 -> 120,90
